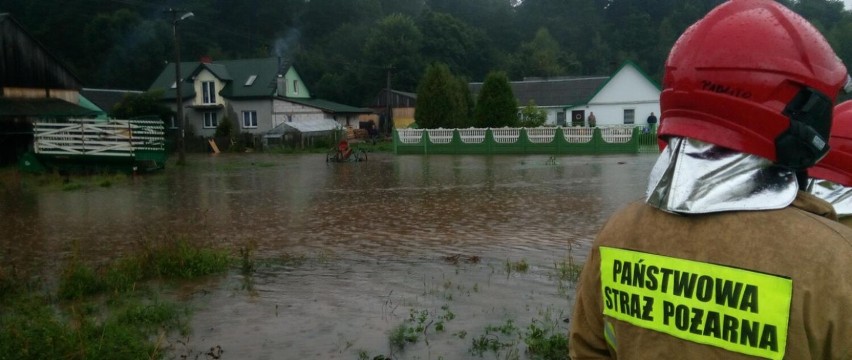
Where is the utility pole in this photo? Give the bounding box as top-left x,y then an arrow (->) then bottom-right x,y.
385,65 -> 393,136
167,8 -> 193,165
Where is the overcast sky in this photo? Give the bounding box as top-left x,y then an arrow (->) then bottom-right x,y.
845,0 -> 852,10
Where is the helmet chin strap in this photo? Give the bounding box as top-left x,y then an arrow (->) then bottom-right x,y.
797,169 -> 810,190
775,87 -> 833,170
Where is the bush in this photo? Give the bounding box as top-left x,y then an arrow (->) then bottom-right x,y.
58,261 -> 104,300
214,116 -> 234,138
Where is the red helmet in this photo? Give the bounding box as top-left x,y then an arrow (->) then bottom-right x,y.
659,0 -> 848,169
810,101 -> 852,186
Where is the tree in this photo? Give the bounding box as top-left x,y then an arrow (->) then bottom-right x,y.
295,23 -> 374,104
415,63 -> 468,129
518,100 -> 547,127
417,10 -> 497,80
112,90 -> 174,123
474,71 -> 518,128
4,0 -> 851,106
509,28 -> 578,79
363,14 -> 424,93
457,76 -> 475,127
81,11 -> 172,89
301,0 -> 382,44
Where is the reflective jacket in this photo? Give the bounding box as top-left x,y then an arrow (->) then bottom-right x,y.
569,191 -> 852,359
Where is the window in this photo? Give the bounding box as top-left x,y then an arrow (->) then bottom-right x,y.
623,109 -> 635,124
202,81 -> 216,104
170,81 -> 177,89
245,75 -> 257,86
203,112 -> 218,128
292,80 -> 298,94
169,115 -> 177,129
242,111 -> 258,128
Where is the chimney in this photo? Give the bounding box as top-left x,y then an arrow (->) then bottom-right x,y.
200,55 -> 212,64
277,75 -> 286,96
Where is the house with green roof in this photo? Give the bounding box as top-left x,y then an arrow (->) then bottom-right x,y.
468,61 -> 660,128
148,57 -> 372,140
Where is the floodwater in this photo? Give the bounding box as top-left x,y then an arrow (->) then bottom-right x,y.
0,152 -> 659,359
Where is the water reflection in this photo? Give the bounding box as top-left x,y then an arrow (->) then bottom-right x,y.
1,152 -> 657,358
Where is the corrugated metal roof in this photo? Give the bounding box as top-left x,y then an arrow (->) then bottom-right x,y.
0,13 -> 83,90
282,97 -> 373,114
469,76 -> 609,108
285,118 -> 342,133
190,63 -> 232,81
150,58 -> 282,100
0,97 -> 101,117
267,118 -> 342,135
80,88 -> 143,114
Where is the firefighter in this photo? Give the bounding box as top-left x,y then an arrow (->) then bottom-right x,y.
809,101 -> 852,227
337,139 -> 352,161
569,1 -> 852,359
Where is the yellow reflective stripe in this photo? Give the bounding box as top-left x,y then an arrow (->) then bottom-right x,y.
599,246 -> 792,360
604,320 -> 618,351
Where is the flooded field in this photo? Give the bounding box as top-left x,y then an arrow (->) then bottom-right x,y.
0,152 -> 658,359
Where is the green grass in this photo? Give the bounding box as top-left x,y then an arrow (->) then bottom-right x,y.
0,168 -> 133,192
506,258 -> 530,274
469,308 -> 569,360
387,305 -> 457,354
0,294 -> 186,360
0,240 -> 232,360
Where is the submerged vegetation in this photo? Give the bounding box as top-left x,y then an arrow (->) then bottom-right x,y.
0,167 -> 134,192
2,240 -> 582,360
0,239 -> 231,360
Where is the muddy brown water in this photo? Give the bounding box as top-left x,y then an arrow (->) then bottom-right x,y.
1,152 -> 658,359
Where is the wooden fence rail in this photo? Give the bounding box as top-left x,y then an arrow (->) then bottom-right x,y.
21,118 -> 167,173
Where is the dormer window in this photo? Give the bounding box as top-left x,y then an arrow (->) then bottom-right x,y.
202,81 -> 216,104
245,75 -> 257,86
293,80 -> 298,94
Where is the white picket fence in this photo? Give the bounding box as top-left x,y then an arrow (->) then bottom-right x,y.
425,128 -> 454,144
397,128 -> 424,144
491,128 -> 520,143
525,127 -> 557,143
600,126 -> 634,144
399,126 -> 641,144
458,128 -> 487,144
563,127 -> 594,143
34,119 -> 165,157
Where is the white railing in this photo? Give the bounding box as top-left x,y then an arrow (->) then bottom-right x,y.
34,119 -> 165,157
458,128 -> 487,144
600,126 -> 634,144
525,127 -> 556,144
396,126 -> 641,146
426,128 -> 454,144
397,128 -> 424,144
563,127 -> 594,143
492,127 -> 520,143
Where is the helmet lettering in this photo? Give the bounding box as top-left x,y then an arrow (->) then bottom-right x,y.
701,80 -> 752,99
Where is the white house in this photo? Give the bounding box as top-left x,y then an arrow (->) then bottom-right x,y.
573,61 -> 661,128
469,60 -> 661,128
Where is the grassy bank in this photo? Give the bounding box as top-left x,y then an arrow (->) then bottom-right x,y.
0,239 -> 231,360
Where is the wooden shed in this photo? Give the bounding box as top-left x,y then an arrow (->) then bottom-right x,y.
0,13 -> 97,165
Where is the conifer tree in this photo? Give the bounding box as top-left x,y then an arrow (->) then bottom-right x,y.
474,71 -> 518,128
415,63 -> 467,129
